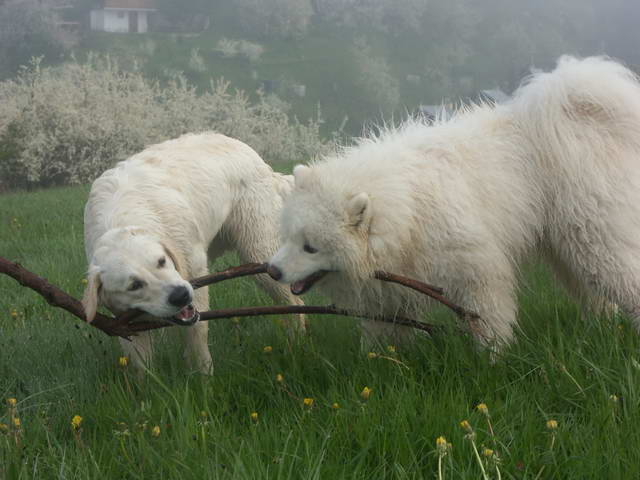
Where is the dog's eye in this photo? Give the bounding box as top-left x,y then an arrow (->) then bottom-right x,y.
128,279 -> 144,291
303,243 -> 318,254
158,257 -> 166,268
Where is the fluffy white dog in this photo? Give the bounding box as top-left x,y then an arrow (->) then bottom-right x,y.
83,133 -> 304,372
268,56 -> 640,349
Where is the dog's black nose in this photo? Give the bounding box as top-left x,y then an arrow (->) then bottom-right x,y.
168,286 -> 191,307
266,264 -> 282,281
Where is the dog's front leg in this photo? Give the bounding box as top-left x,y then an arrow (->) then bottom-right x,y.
183,284 -> 213,374
119,331 -> 154,374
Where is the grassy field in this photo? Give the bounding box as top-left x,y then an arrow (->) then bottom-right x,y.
1,184 -> 640,479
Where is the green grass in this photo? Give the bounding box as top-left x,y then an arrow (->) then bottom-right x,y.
1,185 -> 640,479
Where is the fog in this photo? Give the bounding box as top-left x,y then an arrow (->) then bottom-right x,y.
1,0 -> 639,188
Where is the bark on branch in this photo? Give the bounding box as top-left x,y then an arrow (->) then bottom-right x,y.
189,263 -> 478,320
1,256 -> 476,339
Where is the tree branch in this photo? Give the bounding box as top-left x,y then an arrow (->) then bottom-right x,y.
373,271 -> 479,320
0,257 -> 441,338
1,256 -> 477,339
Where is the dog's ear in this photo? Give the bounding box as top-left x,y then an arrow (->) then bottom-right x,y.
82,267 -> 102,323
161,242 -> 182,275
293,164 -> 311,189
346,192 -> 371,228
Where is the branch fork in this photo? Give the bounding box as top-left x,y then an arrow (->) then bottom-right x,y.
0,256 -> 479,339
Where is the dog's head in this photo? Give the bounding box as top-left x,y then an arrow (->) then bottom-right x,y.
267,164 -> 372,295
82,227 -> 198,325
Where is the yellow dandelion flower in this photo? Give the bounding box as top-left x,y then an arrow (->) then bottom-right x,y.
386,345 -> 396,353
7,398 -> 17,407
118,356 -> 129,368
476,403 -> 489,415
436,436 -> 451,455
367,352 -> 378,359
71,415 -> 83,430
151,425 -> 160,437
81,278 -> 88,285
360,386 -> 372,401
483,448 -> 494,457
250,412 -> 259,422
303,398 -> 314,408
13,418 -> 21,428
263,346 -> 273,354
331,402 -> 340,410
10,310 -> 18,319
276,373 -> 284,383
459,420 -> 472,432
546,419 -> 558,431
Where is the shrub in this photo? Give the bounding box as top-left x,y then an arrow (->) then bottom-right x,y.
238,40 -> 265,63
350,38 -> 400,114
188,47 -> 206,72
216,38 -> 264,62
217,38 -> 239,58
0,56 -> 330,190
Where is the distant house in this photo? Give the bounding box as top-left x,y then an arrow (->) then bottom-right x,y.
90,0 -> 156,33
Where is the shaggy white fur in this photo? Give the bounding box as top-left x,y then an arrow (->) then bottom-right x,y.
270,56 -> 640,348
83,133 -> 304,372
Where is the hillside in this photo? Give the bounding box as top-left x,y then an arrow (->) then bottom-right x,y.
78,7 -> 487,137
7,0 -> 636,137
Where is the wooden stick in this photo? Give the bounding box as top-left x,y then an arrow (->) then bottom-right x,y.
189,263 -> 267,289
186,262 -> 478,321
373,271 -> 479,320
0,257 -> 440,339
0,257 -> 137,338
118,305 -> 436,336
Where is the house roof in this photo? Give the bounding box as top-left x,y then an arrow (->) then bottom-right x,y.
102,0 -> 156,10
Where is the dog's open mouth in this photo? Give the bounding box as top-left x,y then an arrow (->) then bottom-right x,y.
167,303 -> 200,326
290,270 -> 329,295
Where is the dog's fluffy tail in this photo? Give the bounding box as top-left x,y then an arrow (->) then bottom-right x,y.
511,56 -> 640,155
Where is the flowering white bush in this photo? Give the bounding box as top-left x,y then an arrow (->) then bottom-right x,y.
238,41 -> 265,63
0,56 -> 329,189
217,38 -> 239,58
188,47 -> 206,72
216,38 -> 264,63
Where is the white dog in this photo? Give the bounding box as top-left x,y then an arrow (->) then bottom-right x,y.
83,132 -> 304,372
268,56 -> 640,349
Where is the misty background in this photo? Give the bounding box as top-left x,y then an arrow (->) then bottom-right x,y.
1,0 -> 639,190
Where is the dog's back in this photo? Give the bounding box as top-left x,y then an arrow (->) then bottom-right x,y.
84,132 -> 276,258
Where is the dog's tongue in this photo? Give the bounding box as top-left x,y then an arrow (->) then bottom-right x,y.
175,304 -> 196,321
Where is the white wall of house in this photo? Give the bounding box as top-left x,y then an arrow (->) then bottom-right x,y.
90,9 -> 151,33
